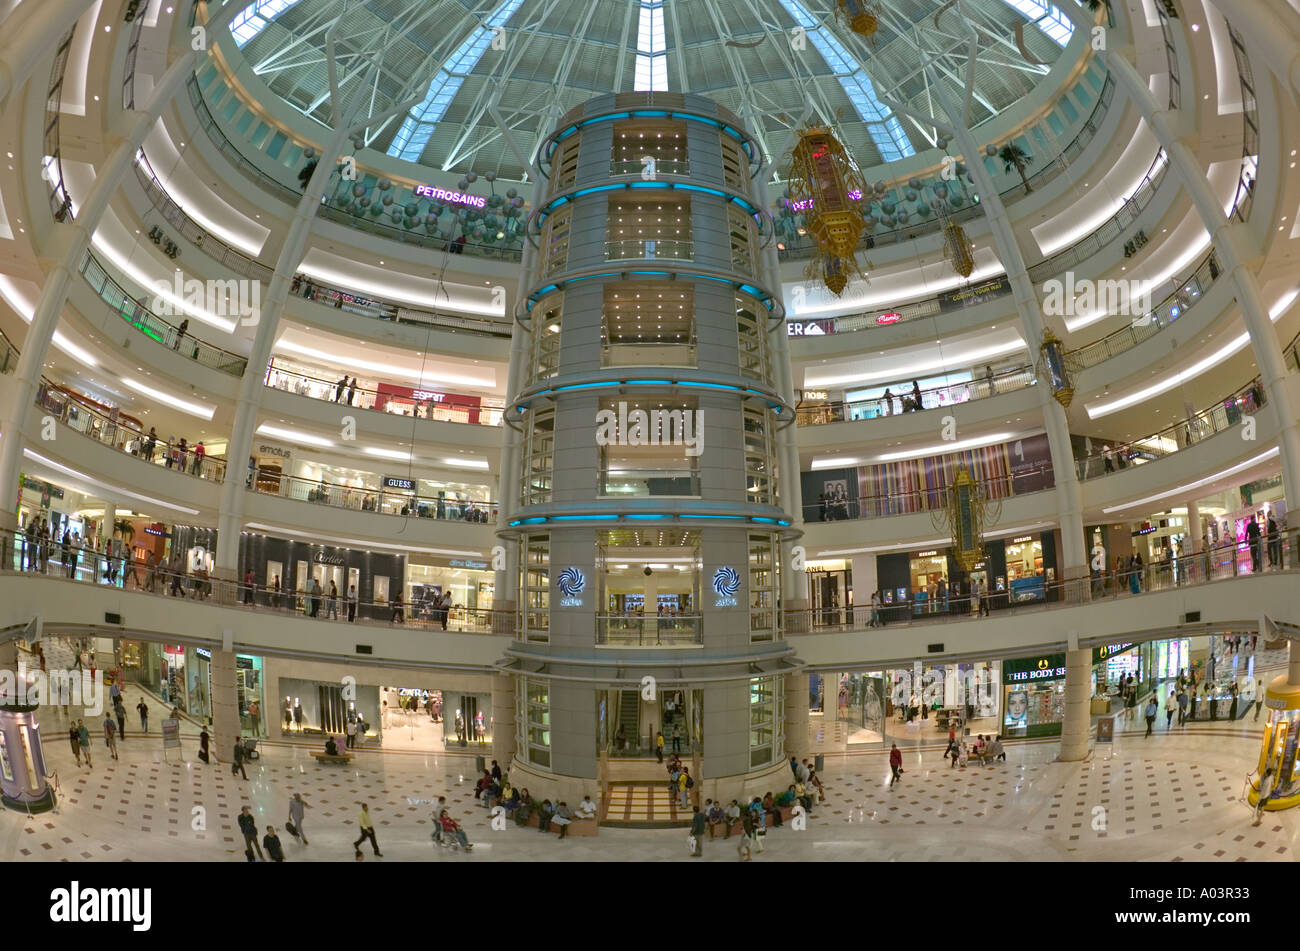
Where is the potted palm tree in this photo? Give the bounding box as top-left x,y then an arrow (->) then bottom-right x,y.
999,144 -> 1035,194
114,518 -> 135,545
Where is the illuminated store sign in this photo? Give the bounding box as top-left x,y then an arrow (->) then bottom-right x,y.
382,476 -> 415,491
414,184 -> 487,208
1092,642 -> 1136,664
712,566 -> 741,607
1003,654 -> 1067,683
787,320 -> 835,336
312,552 -> 346,566
450,559 -> 489,569
875,312 -> 902,324
557,566 -> 586,607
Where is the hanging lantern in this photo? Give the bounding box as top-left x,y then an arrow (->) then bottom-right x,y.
943,222 -> 974,278
822,256 -> 848,295
836,0 -> 880,38
785,126 -> 868,261
1037,329 -> 1075,408
929,467 -> 1001,573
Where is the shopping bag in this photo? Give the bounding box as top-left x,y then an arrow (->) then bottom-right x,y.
686,834 -> 697,854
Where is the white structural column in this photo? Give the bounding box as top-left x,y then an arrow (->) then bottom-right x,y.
0,0 -> 98,106
753,177 -> 808,620
1187,498 -> 1202,553
491,674 -> 517,762
1205,0 -> 1300,99
1058,3 -> 1300,518
213,124 -> 355,576
209,648 -> 241,765
213,79 -> 422,575
1059,647 -> 1093,761
927,77 -> 1087,577
491,180 -> 542,629
0,0 -> 242,530
783,671 -> 809,763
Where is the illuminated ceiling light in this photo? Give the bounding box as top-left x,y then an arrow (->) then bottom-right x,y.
362,447 -> 414,461
256,424 -> 335,448
120,378 -> 216,420
440,457 -> 490,469
23,449 -> 201,514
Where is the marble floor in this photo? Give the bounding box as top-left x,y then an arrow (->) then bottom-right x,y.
5,695 -> 1295,862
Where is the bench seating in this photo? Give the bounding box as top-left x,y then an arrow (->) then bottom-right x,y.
311,752 -> 355,765
709,803 -> 806,836
518,809 -> 599,836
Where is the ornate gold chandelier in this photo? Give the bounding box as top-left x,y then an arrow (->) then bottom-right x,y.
1035,329 -> 1077,408
929,467 -> 1002,572
835,0 -> 881,39
786,126 -> 869,295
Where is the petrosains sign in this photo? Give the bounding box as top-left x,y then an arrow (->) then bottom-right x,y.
1002,653 -> 1067,683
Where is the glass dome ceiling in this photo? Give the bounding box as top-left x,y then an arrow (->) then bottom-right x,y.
227,0 -> 1081,181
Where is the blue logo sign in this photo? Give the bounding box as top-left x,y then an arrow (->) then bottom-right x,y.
712,566 -> 741,607
557,566 -> 586,606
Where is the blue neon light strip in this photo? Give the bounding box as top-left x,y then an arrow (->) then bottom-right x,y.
507,514 -> 791,526
526,272 -> 775,312
388,0 -> 526,161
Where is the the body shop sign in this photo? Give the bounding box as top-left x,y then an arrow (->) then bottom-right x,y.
1002,653 -> 1067,683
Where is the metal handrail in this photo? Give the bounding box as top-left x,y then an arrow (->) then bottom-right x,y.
43,28 -> 75,222
595,614 -> 703,646
1066,252 -> 1219,370
805,464 -> 1055,522
1073,378 -> 1264,481
35,379 -> 229,482
784,528 -> 1300,634
0,533 -> 507,633
795,366 -> 1036,425
252,470 -> 496,521
184,74 -> 523,262
264,362 -> 505,425
132,153 -> 514,337
776,73 -> 1117,259
79,251 -> 249,376
1225,24 -> 1259,224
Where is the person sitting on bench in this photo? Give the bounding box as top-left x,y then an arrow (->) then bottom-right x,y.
324,736 -> 339,757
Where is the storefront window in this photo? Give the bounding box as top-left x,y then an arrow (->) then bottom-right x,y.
520,679 -> 550,768
910,551 -> 948,615
1002,654 -> 1067,738
1005,536 -> 1045,602
749,676 -> 780,767
236,655 -> 265,737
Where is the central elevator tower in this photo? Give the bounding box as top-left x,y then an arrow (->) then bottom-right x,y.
495,93 -> 804,805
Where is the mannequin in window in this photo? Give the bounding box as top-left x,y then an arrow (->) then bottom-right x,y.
293,701 -> 304,731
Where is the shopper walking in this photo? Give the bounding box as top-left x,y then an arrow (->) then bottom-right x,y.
1144,697 -> 1158,738
1176,687 -> 1188,727
102,714 -> 118,761
68,724 -> 82,767
737,809 -> 755,862
347,584 -> 358,622
655,730 -> 665,763
263,826 -> 285,862
238,806 -> 264,861
328,580 -> 339,620
136,699 -> 149,733
114,698 -> 126,741
232,738 -> 248,779
352,802 -> 382,857
1254,680 -> 1265,721
889,743 -> 903,786
1164,690 -> 1177,729
689,804 -> 706,857
288,793 -> 310,845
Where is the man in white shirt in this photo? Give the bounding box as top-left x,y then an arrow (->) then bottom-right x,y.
795,759 -> 810,784
575,795 -> 597,820
723,799 -> 741,838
